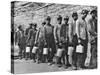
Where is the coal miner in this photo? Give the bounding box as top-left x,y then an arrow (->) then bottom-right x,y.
75,9 -> 89,69
15,25 -> 26,59
86,9 -> 97,68
25,23 -> 33,38
68,12 -> 78,69
25,23 -> 34,59
26,23 -> 37,60
54,15 -> 63,66
35,21 -> 46,63
60,16 -> 70,68
43,16 -> 56,65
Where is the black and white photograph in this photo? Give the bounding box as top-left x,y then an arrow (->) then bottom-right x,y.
11,1 -> 97,74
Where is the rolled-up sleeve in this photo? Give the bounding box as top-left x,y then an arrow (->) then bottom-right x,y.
54,26 -> 57,41
68,22 -> 73,42
76,20 -> 80,38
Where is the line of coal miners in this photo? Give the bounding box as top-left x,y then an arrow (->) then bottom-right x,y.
14,9 -> 97,70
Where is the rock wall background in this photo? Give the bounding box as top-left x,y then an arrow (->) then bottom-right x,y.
12,1 -> 97,30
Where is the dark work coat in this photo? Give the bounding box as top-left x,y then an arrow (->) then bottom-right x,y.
27,28 -> 37,47
15,30 -> 26,50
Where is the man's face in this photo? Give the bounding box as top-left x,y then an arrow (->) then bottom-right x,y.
64,19 -> 69,24
32,25 -> 34,29
91,13 -> 96,18
57,19 -> 62,24
19,26 -> 22,30
42,23 -> 45,26
82,13 -> 87,19
42,24 -> 44,26
46,20 -> 50,24
34,26 -> 37,29
73,15 -> 78,21
30,25 -> 32,28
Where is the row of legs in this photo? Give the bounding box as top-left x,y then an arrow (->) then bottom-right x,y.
18,44 -> 97,69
